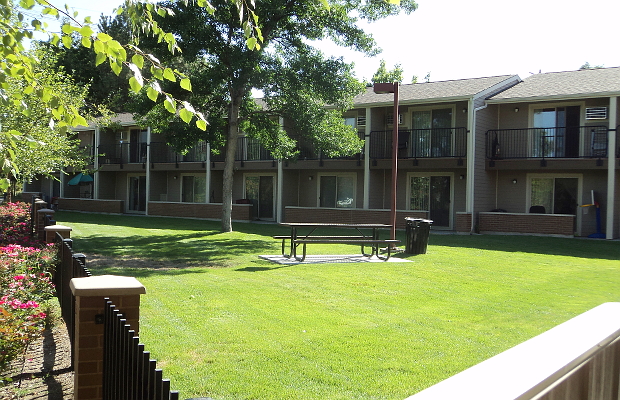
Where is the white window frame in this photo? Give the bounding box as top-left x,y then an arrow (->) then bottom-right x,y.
528,101 -> 585,157
406,172 -> 454,229
180,173 -> 207,203
525,172 -> 583,233
317,172 -> 357,208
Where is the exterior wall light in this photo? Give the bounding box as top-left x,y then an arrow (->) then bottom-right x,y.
514,107 -> 519,113
512,178 -> 517,184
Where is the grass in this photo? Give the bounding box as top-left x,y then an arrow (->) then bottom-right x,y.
56,211 -> 620,400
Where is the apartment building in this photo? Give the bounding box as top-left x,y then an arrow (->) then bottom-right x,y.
25,67 -> 620,238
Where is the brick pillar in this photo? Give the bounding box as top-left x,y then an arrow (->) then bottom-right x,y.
36,208 -> 55,241
70,276 -> 146,400
44,224 -> 72,243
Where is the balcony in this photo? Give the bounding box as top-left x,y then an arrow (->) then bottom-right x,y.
150,141 -> 207,163
486,126 -> 608,160
369,128 -> 467,159
211,137 -> 274,162
97,142 -> 147,165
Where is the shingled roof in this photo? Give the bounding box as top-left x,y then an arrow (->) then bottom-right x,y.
352,75 -> 518,106
488,67 -> 620,102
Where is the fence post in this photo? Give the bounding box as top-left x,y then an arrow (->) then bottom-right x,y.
44,224 -> 72,243
36,208 -> 55,241
70,275 -> 146,400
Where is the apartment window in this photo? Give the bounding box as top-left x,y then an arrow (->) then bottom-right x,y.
181,174 -> 206,203
343,117 -> 356,127
319,174 -> 356,208
412,108 -> 453,157
529,176 -> 578,215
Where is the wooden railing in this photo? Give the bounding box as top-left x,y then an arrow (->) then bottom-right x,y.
405,302 -> 620,400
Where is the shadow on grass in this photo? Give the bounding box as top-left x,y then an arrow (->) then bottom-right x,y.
58,211 -> 620,263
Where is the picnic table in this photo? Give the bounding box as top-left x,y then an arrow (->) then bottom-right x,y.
275,223 -> 400,262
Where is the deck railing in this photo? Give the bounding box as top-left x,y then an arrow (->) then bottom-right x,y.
369,128 -> 467,159
486,126 -> 608,159
103,300 -> 179,400
406,302 -> 620,400
150,141 -> 208,163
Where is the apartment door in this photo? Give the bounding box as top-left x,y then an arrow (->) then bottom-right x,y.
129,129 -> 148,163
128,175 -> 146,213
409,174 -> 452,227
245,175 -> 275,220
533,106 -> 580,157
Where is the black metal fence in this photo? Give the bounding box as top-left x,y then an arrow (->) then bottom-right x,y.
486,126 -> 608,159
103,300 -> 179,400
369,128 -> 468,159
54,233 -> 91,367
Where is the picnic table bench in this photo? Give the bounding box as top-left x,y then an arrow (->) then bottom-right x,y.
276,223 -> 400,262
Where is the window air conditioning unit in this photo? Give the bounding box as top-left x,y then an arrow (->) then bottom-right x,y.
386,113 -> 403,125
357,116 -> 366,126
586,107 -> 607,120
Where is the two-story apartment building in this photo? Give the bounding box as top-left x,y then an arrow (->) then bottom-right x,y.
25,67 -> 620,238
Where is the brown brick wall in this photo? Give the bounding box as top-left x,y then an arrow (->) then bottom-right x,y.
58,198 -> 124,214
479,212 -> 575,236
148,202 -> 253,221
456,212 -> 472,232
284,207 -> 427,230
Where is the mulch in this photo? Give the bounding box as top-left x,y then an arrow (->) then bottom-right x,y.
0,319 -> 73,400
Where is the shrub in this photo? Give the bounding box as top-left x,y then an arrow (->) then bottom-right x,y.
0,202 -> 38,247
0,202 -> 56,371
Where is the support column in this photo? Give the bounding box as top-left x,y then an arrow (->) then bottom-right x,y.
206,142 -> 212,203
606,96 -> 617,239
145,127 -> 151,216
44,224 -> 72,243
363,107 -> 371,209
70,275 -> 146,400
36,208 -> 55,241
94,127 -> 100,200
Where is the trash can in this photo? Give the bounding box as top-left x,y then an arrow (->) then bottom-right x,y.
404,217 -> 433,254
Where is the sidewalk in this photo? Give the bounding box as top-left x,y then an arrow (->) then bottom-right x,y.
0,318 -> 73,399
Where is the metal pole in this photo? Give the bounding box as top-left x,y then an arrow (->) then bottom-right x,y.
390,82 -> 399,242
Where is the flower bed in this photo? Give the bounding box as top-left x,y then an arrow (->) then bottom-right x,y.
0,201 -> 56,372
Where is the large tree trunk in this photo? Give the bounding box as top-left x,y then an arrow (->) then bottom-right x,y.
221,92 -> 243,232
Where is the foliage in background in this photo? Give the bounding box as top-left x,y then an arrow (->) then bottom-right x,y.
0,201 -> 56,373
371,59 -> 404,84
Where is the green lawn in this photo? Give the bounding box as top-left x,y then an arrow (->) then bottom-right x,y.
56,211 -> 620,400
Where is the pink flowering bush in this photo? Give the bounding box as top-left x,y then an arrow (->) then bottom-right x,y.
0,202 -> 39,247
0,202 -> 57,371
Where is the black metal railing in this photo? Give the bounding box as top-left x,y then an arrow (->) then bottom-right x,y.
103,300 -> 179,400
369,128 -> 467,159
55,233 -> 91,367
78,145 -> 96,165
150,141 -> 208,163
211,136 -> 274,162
486,126 -> 609,159
97,143 -> 148,165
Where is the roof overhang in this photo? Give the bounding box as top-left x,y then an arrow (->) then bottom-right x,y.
487,91 -> 620,104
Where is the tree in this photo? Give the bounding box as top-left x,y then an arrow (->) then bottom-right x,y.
0,45 -> 92,196
0,0 -> 263,192
580,62 -> 604,70
132,0 -> 417,232
371,59 -> 404,83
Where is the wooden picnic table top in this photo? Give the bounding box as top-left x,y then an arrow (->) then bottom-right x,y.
279,223 -> 392,229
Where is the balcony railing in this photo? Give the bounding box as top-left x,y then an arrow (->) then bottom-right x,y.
211,137 -> 274,162
97,143 -> 147,165
150,141 -> 207,163
369,128 -> 467,159
486,126 -> 608,159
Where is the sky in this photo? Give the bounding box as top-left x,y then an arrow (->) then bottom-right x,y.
36,0 -> 620,83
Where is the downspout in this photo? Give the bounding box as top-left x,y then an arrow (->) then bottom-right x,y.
606,97 -> 617,239
469,100 -> 488,234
